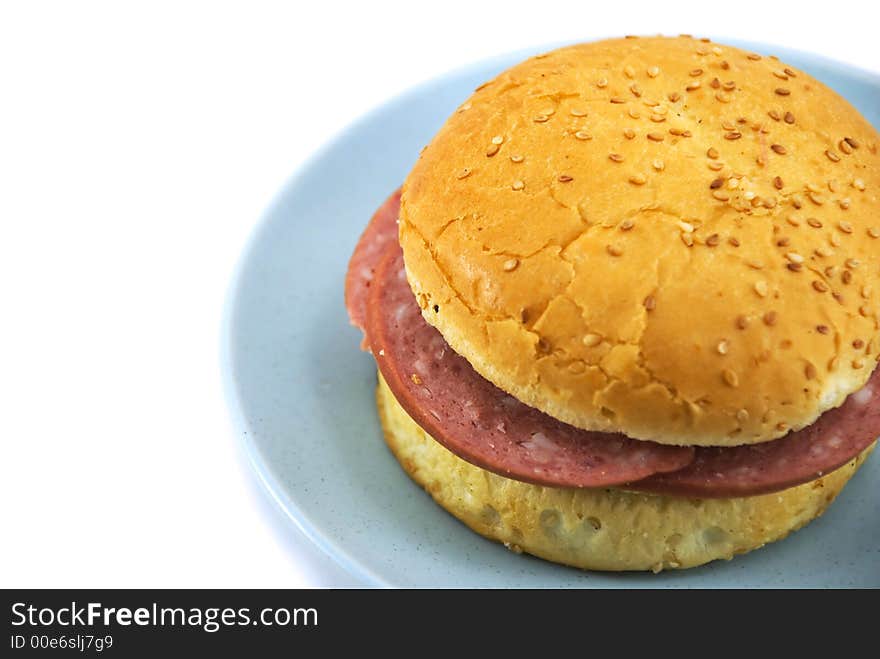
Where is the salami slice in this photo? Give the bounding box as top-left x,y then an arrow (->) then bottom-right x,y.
344,189 -> 401,347
352,191 -> 878,497
631,373 -> 879,497
366,247 -> 696,488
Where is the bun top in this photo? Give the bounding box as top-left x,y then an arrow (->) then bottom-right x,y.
399,36 -> 880,447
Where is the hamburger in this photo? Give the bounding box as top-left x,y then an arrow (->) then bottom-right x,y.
344,36 -> 879,572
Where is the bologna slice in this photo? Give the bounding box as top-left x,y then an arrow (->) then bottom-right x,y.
366,247 -> 695,488
344,189 -> 401,346
349,191 -> 878,497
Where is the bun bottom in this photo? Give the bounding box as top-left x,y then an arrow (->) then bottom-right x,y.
376,373 -> 874,572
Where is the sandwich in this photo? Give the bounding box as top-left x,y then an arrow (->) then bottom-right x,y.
344,36 -> 879,572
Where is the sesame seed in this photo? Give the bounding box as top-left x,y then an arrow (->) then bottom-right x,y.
669,127 -> 690,136
838,220 -> 853,234
772,70 -> 788,80
710,77 -> 721,89
708,162 -> 724,171
839,198 -> 851,210
853,359 -> 865,369
686,81 -> 701,91
771,144 -> 787,154
807,218 -> 823,228
647,66 -> 660,78
597,78 -> 608,88
652,159 -> 665,171
826,265 -> 838,277
786,216 -> 800,227
707,147 -> 719,159
706,233 -> 721,247
717,339 -> 729,355
829,357 -> 840,372
681,233 -> 694,247
859,305 -> 870,317
712,190 -> 730,201
868,227 -> 880,238
775,88 -> 791,96
854,339 -> 865,349
533,114 -> 549,123
582,333 -> 602,347
721,120 -> 736,131
825,150 -> 841,162
845,258 -> 860,269
628,108 -> 641,119
768,110 -> 781,122
786,252 -> 805,264
624,128 -> 636,139
456,168 -> 472,179
808,191 -> 824,205
629,173 -> 647,186
853,178 -> 866,191
722,81 -> 736,91
710,177 -> 724,189
650,113 -> 666,122
503,258 -> 519,271
776,237 -> 791,247
839,139 -> 853,155
696,45 -> 710,55
736,315 -> 749,330
747,53 -> 762,61
557,174 -> 573,183
620,219 -> 635,231
763,311 -> 778,326
510,154 -> 524,163
721,60 -> 731,70
774,176 -> 784,190
677,220 -> 695,233
715,92 -> 730,103
784,68 -> 797,77
805,363 -> 818,380
610,97 -> 626,104
609,153 -> 624,163
727,177 -> 740,190
784,112 -> 795,124
644,295 -> 656,311
570,108 -> 588,117
812,280 -> 829,293
736,408 -> 750,423
668,91 -> 681,102
486,143 -> 500,157
624,65 -> 635,79
754,280 -> 769,297
844,137 -> 859,149
511,180 -> 524,191
491,135 -> 504,145
729,237 -> 740,247
842,270 -> 853,285
725,131 -> 742,140
817,325 -> 830,334
861,285 -> 872,298
787,262 -> 803,272
574,130 -> 592,141
630,83 -> 642,97
648,133 -> 664,143
722,369 -> 739,387
689,68 -> 703,76
606,244 -> 623,256
712,46 -> 722,55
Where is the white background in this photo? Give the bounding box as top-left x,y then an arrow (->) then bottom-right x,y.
2,1 -> 878,588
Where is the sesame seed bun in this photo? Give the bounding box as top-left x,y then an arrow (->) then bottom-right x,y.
400,36 -> 880,447
376,373 -> 874,572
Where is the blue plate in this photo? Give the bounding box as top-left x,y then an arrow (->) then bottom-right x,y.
222,40 -> 880,587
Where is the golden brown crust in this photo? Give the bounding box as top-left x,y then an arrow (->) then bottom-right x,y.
400,36 -> 880,447
376,373 -> 874,572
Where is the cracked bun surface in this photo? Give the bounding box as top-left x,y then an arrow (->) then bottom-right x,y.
400,36 -> 880,447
